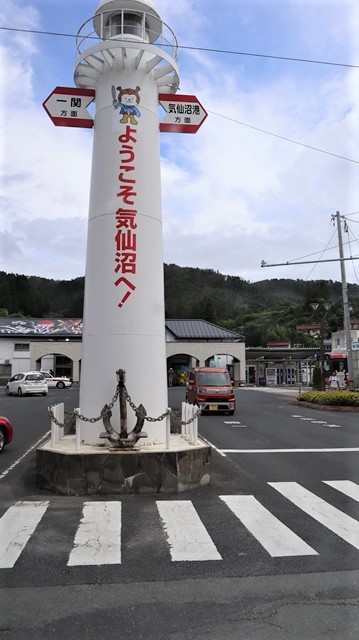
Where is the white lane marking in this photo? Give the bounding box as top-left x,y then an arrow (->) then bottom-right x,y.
323,480 -> 359,502
200,435 -> 227,457
67,502 -> 122,566
0,431 -> 51,481
224,421 -> 243,425
220,495 -> 317,557
156,501 -> 222,562
221,448 -> 359,453
0,501 -> 49,568
291,415 -> 342,429
269,482 -> 359,550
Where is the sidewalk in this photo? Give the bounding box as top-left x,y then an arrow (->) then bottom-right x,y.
241,385 -> 310,395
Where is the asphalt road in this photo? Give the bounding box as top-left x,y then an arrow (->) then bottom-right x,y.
1,385 -> 358,639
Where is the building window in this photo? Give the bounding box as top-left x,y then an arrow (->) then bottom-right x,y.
105,12 -> 149,40
14,343 -> 30,351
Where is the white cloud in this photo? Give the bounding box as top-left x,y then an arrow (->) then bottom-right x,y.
0,0 -> 91,279
0,0 -> 358,286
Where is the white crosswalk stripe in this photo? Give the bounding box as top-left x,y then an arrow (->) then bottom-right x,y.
269,482 -> 359,550
220,495 -> 317,557
1,481 -> 358,568
156,500 -> 222,561
323,480 -> 359,502
68,501 -> 122,566
0,501 -> 49,568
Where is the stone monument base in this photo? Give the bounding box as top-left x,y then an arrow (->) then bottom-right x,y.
36,434 -> 211,495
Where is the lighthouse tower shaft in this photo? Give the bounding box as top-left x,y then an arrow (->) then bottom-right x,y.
75,1 -> 179,444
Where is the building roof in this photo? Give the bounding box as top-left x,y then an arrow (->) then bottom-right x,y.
0,317 -> 244,342
165,319 -> 244,341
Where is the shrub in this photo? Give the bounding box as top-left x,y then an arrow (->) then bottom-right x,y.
312,364 -> 322,390
297,390 -> 359,407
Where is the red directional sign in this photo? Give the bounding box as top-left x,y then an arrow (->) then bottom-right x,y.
159,94 -> 208,134
43,86 -> 95,128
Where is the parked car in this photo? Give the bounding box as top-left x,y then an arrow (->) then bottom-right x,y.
40,371 -> 72,389
186,367 -> 236,415
5,372 -> 48,396
0,416 -> 13,452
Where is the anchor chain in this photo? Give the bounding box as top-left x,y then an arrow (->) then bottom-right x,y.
48,380 -> 201,429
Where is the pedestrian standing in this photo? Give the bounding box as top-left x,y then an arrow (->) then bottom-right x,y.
328,372 -> 339,389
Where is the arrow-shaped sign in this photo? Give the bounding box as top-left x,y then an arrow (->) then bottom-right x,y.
159,94 -> 208,134
43,86 -> 95,128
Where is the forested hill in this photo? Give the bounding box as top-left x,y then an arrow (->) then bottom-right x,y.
0,265 -> 358,347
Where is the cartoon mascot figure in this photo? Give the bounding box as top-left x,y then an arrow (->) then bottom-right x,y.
112,85 -> 141,125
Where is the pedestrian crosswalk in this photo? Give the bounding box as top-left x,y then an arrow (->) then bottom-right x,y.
68,502 -> 122,566
220,494 -> 318,557
0,480 -> 358,569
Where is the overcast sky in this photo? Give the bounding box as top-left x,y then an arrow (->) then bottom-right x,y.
1,0 -> 359,284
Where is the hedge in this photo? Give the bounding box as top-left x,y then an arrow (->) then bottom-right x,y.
296,390 -> 359,407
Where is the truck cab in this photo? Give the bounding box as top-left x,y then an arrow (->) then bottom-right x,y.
186,367 -> 236,415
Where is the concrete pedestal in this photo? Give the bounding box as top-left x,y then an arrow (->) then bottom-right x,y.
36,435 -> 211,495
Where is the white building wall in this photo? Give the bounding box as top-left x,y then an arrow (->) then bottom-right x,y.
166,341 -> 246,385
0,339 -> 15,364
0,338 -> 246,386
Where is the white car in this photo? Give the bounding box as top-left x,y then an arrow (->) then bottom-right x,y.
40,371 -> 72,389
6,372 -> 48,396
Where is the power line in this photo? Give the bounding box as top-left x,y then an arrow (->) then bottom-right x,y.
1,25 -> 358,69
3,25 -> 358,164
347,228 -> 359,286
208,111 -> 359,164
343,210 -> 359,218
304,229 -> 337,281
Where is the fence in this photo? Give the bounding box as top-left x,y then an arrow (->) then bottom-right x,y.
50,403 -> 64,447
181,402 -> 199,445
50,401 -> 199,450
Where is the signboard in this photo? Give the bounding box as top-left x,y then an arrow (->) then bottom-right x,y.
352,343 -> 359,350
43,87 -> 95,128
159,93 -> 208,133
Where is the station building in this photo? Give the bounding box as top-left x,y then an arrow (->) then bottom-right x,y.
1,316 -> 357,387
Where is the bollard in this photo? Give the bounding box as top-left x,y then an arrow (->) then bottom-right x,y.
166,409 -> 171,450
75,409 -> 81,451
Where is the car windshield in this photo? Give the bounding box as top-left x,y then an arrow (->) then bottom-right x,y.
197,372 -> 230,386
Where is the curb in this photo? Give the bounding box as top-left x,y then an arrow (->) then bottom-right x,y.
294,400 -> 359,413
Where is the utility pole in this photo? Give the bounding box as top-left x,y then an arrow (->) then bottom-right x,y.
333,211 -> 355,390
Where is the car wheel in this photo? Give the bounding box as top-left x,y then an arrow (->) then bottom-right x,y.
17,387 -> 23,397
56,381 -> 65,389
5,386 -> 10,396
228,410 -> 235,416
0,430 -> 4,452
42,392 -> 48,396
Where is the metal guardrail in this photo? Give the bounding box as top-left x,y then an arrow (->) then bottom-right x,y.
76,9 -> 178,61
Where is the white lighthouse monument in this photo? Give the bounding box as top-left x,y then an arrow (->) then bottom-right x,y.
74,0 -> 179,444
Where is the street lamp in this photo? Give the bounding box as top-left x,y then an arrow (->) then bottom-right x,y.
310,302 -> 332,391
